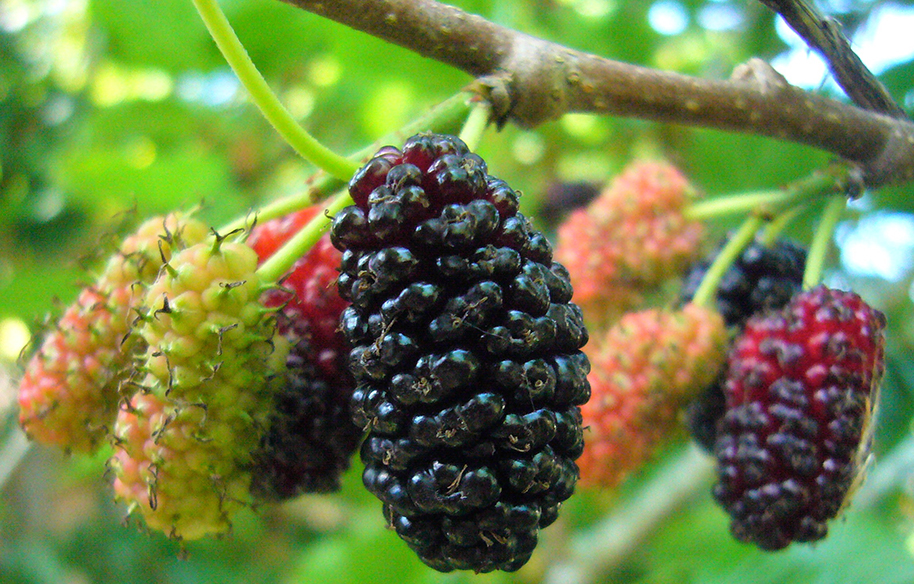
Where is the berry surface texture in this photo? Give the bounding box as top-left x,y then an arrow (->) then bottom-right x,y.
713,285 -> 886,550
111,235 -> 289,540
330,133 -> 591,573
682,236 -> 808,452
18,213 -> 209,453
578,303 -> 728,489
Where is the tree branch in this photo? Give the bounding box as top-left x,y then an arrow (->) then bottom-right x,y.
280,0 -> 914,187
758,0 -> 907,119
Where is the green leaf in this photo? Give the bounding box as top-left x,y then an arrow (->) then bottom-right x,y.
51,140 -> 245,218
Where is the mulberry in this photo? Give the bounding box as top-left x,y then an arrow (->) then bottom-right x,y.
681,237 -> 808,452
247,208 -> 361,500
331,133 -> 590,572
577,304 -> 728,489
111,235 -> 287,539
681,236 -> 807,328
18,213 -> 208,452
713,286 -> 885,550
554,161 -> 705,323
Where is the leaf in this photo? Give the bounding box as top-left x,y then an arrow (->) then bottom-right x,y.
51,140 -> 245,218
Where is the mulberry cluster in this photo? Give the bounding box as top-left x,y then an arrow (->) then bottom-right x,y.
111,236 -> 288,539
247,208 -> 361,500
331,133 -> 590,572
577,304 -> 728,489
713,286 -> 885,550
555,161 -> 705,323
681,237 -> 807,451
18,214 -> 208,452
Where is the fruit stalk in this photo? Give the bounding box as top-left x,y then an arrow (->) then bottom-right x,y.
684,165 -> 852,221
457,101 -> 492,151
192,0 -> 358,180
758,203 -> 809,246
803,193 -> 847,289
256,190 -> 354,283
219,92 -> 473,234
690,215 -> 764,309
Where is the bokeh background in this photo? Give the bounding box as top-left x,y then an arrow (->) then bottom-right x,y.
2,0 -> 914,582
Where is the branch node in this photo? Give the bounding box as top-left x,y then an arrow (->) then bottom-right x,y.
731,58 -> 788,95
471,72 -> 515,129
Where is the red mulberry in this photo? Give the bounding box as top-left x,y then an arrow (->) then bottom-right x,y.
713,286 -> 886,550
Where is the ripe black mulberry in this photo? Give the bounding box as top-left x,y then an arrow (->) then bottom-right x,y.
331,133 -> 590,572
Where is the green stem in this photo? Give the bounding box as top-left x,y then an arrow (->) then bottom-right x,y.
458,101 -> 492,151
685,189 -> 797,221
220,93 -> 473,234
192,0 -> 358,181
0,428 -> 31,494
685,165 -> 852,221
803,194 -> 847,289
256,190 -> 353,283
690,215 -> 765,308
688,165 -> 855,307
543,445 -> 715,584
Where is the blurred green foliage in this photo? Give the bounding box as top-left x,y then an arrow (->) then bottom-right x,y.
2,0 -> 914,582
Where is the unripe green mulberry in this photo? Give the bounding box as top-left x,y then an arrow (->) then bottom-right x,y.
112,391 -> 253,539
111,235 -> 288,540
18,213 -> 208,452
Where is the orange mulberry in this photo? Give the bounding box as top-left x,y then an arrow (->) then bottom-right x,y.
555,162 -> 705,323
578,303 -> 727,489
18,213 -> 208,452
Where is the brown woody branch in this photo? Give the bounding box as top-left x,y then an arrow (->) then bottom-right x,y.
281,0 -> 914,187
758,0 -> 907,119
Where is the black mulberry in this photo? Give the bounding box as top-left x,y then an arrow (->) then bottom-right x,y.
331,133 -> 590,572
